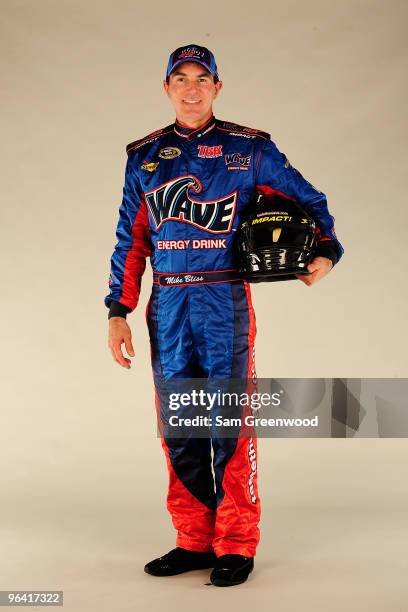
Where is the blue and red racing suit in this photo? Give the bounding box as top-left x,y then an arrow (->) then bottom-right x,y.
104,114 -> 343,557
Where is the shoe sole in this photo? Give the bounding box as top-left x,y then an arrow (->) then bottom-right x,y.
211,577 -> 250,587
210,566 -> 254,587
144,562 -> 216,577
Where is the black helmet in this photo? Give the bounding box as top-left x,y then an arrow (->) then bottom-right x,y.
236,193 -> 316,282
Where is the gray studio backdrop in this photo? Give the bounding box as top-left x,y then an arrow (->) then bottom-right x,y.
1,1 -> 407,610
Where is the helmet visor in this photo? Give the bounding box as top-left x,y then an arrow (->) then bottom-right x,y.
245,224 -> 315,249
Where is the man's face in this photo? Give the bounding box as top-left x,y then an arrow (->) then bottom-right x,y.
163,62 -> 222,126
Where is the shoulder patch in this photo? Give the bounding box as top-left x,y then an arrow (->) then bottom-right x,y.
216,119 -> 270,140
126,124 -> 173,154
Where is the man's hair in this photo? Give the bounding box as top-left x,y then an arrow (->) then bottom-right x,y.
166,74 -> 219,85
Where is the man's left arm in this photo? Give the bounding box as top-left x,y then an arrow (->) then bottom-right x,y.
255,138 -> 344,286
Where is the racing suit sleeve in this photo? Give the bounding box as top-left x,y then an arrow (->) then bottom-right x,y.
104,152 -> 151,318
255,138 -> 344,265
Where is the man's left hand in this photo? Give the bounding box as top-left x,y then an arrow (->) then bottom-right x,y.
295,256 -> 333,286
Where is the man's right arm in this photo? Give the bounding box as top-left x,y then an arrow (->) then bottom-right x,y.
105,152 -> 151,367
104,152 -> 151,318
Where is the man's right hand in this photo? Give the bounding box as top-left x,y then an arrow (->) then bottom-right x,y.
108,317 -> 135,369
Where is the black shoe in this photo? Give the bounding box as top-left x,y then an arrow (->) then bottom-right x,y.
210,554 -> 254,587
144,547 -> 217,577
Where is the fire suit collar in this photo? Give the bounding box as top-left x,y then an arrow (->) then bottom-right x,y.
173,114 -> 216,141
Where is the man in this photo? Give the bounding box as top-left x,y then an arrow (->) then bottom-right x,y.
105,44 -> 343,587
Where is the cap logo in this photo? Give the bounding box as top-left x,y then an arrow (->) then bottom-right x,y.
179,46 -> 205,59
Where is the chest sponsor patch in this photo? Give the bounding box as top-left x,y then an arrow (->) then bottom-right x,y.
159,147 -> 181,159
197,145 -> 223,158
144,175 -> 237,234
224,152 -> 251,170
141,161 -> 159,172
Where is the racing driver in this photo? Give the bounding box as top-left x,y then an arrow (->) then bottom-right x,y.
105,44 -> 344,587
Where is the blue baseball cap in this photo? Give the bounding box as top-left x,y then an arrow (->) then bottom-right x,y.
166,44 -> 219,80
